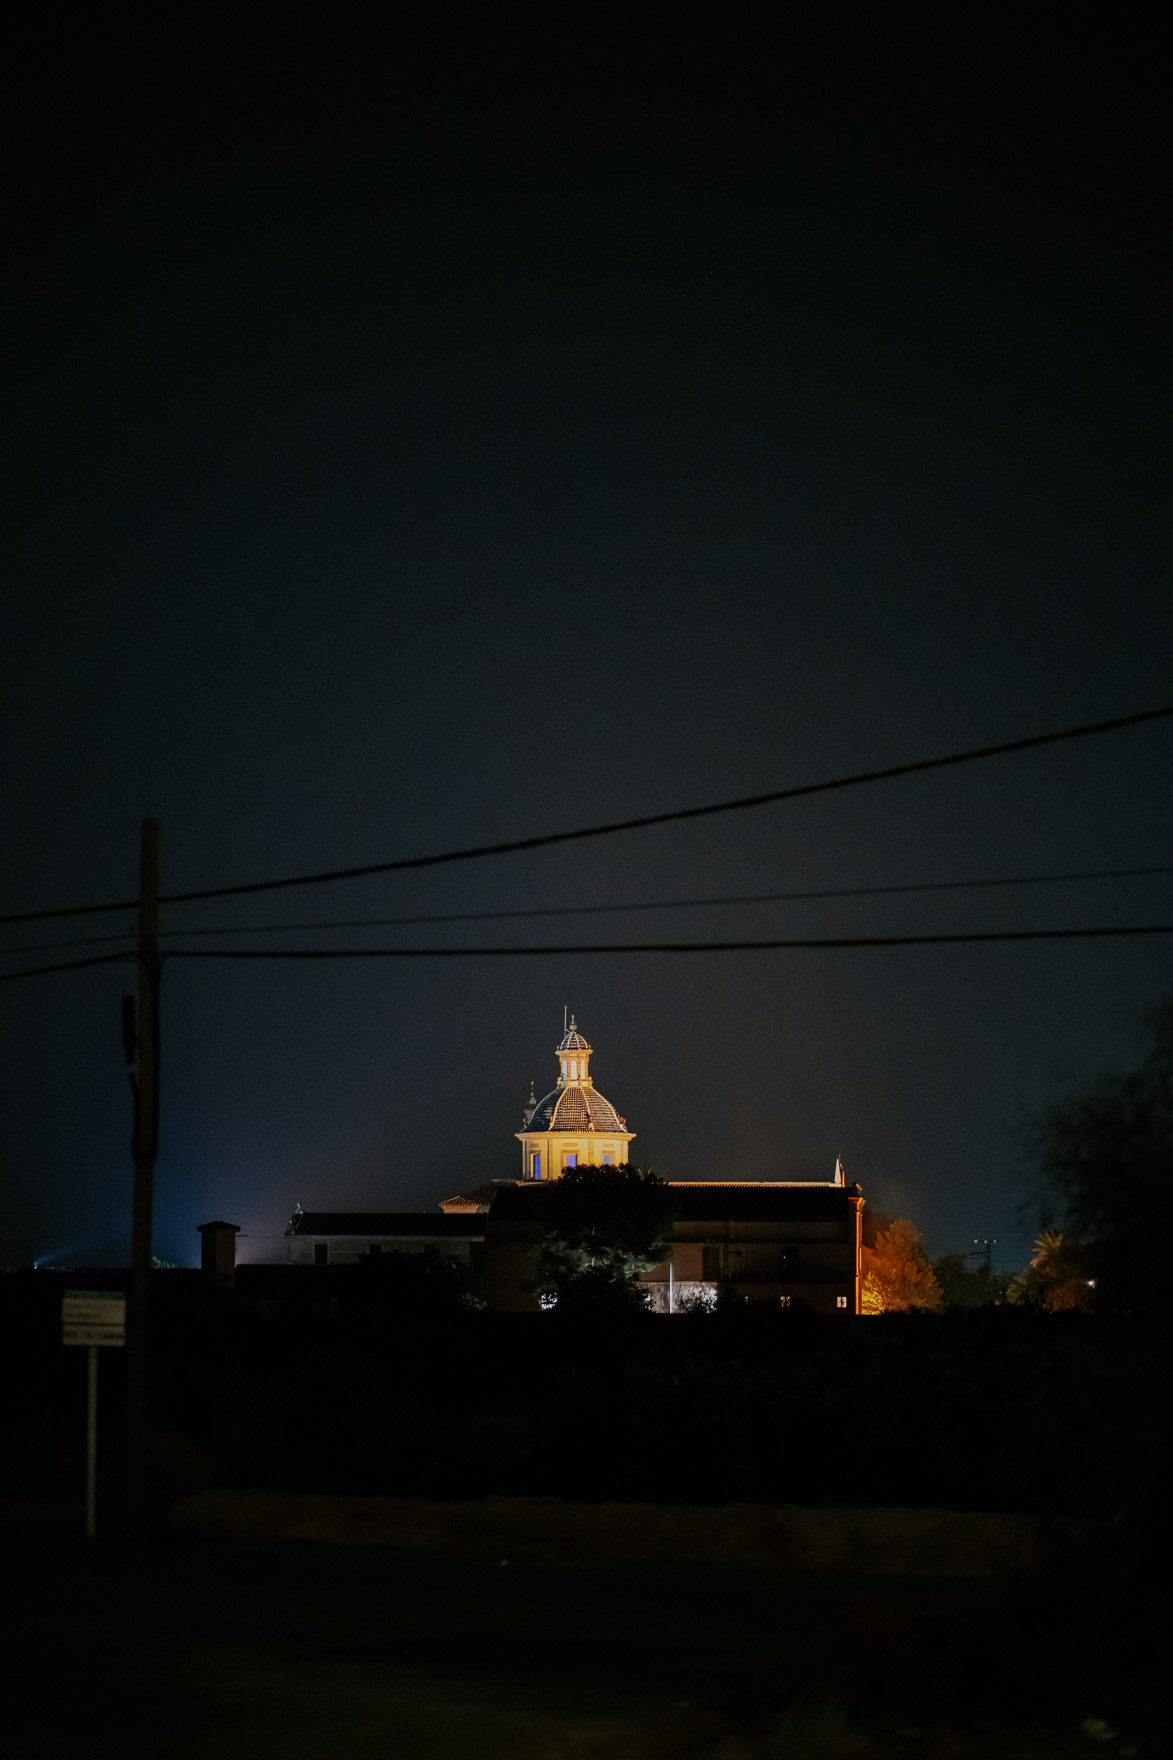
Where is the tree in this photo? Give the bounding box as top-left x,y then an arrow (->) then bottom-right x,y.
861,1218 -> 944,1313
529,1164 -> 678,1312
1006,1229 -> 1094,1313
1027,995 -> 1173,1313
932,1253 -> 1015,1308
932,1252 -> 988,1309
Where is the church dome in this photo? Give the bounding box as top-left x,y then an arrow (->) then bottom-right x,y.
526,1083 -> 624,1134
518,1014 -> 634,1170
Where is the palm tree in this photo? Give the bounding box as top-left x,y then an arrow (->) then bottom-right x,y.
1008,1229 -> 1094,1312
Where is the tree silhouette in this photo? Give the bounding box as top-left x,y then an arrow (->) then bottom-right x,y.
529,1163 -> 678,1312
1028,995 -> 1173,1313
862,1218 -> 943,1313
1006,1228 -> 1094,1312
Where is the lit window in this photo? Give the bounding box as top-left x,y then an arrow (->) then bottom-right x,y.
561,1060 -> 567,1077
779,1294 -> 790,1308
531,1152 -> 540,1179
836,1296 -> 848,1309
539,1292 -> 558,1310
570,1059 -> 578,1079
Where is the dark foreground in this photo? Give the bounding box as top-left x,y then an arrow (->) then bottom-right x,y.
2,1506 -> 1159,1759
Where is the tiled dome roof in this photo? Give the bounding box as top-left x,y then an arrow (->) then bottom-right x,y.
526,1084 -> 624,1133
557,1020 -> 591,1054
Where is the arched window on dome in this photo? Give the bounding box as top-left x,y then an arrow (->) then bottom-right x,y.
561,1060 -> 567,1078
570,1059 -> 578,1079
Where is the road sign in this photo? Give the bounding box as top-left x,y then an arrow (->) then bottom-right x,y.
62,1290 -> 126,1348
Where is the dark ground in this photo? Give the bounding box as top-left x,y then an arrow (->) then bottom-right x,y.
2,1509 -> 1158,1759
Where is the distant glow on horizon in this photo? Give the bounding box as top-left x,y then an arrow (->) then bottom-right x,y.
32,1239 -> 103,1268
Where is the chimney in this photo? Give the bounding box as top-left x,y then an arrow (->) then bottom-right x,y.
197,1220 -> 240,1287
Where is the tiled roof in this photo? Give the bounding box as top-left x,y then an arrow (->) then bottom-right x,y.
557,1026 -> 591,1053
438,1181 -> 517,1213
488,1183 -> 858,1224
286,1213 -> 483,1237
656,1184 -> 859,1221
523,1085 -> 625,1133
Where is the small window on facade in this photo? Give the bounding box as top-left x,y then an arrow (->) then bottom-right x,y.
602,1153 -> 612,1165
836,1295 -> 848,1308
564,1152 -> 577,1169
314,1243 -> 328,1266
531,1151 -> 541,1179
779,1294 -> 791,1308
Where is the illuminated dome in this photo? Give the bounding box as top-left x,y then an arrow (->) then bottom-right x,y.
526,1083 -> 624,1134
517,1014 -> 634,1178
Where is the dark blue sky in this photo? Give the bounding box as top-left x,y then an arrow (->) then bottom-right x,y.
2,19 -> 1169,1270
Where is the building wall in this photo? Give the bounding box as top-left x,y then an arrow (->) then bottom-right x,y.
287,1235 -> 474,1267
516,1128 -> 633,1181
482,1233 -> 541,1311
482,1207 -> 860,1313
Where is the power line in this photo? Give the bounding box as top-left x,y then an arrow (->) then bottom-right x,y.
3,923 -> 1169,983
2,702 -> 1170,928
155,860 -> 1173,936
3,860 -> 1171,959
0,953 -> 133,983
159,924 -> 1173,957
0,929 -> 136,958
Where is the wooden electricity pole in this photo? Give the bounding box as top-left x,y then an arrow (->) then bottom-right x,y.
125,816 -> 160,1530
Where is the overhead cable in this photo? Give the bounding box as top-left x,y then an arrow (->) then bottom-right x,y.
162,924 -> 1173,956
1,701 -> 1170,928
3,923 -> 1169,982
0,953 -> 134,983
155,860 -> 1173,938
1,861 -> 1171,959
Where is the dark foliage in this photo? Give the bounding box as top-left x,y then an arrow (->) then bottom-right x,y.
934,1253 -> 1014,1308
1028,996 -> 1173,1313
4,1272 -> 1170,1556
529,1163 -> 678,1311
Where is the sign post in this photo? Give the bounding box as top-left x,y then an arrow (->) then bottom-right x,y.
63,1290 -> 126,1538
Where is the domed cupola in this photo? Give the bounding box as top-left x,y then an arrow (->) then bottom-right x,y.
556,1014 -> 593,1086
516,1013 -> 635,1180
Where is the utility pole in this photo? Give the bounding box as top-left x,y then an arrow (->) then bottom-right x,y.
968,1238 -> 998,1297
125,817 -> 160,1530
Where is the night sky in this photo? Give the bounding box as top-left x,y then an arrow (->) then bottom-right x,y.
2,20 -> 1169,1272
